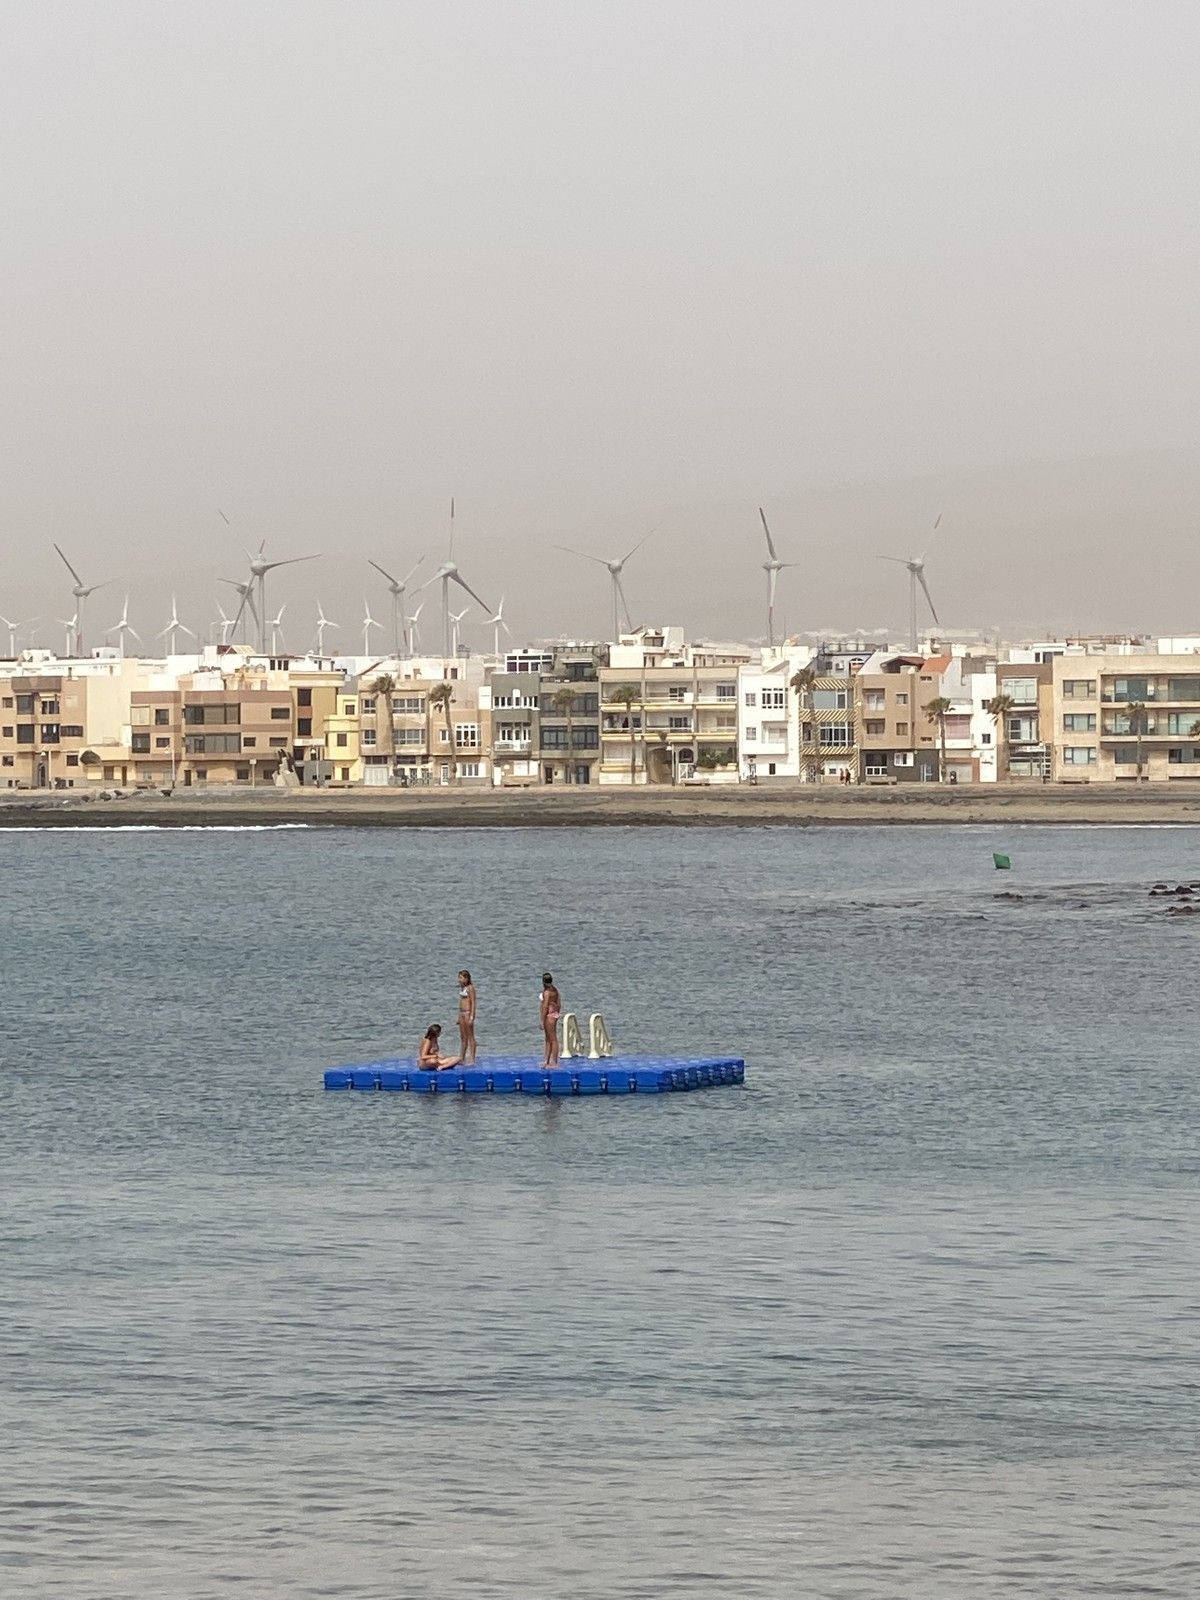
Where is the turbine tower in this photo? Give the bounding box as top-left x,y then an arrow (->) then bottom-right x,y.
267,605 -> 287,654
53,545 -> 111,656
878,515 -> 943,653
405,601 -> 424,655
554,529 -> 655,642
449,605 -> 470,657
757,509 -> 799,648
368,555 -> 424,656
220,578 -> 259,644
221,513 -> 318,653
158,595 -> 197,656
417,501 -> 493,659
213,601 -> 237,646
58,613 -> 78,657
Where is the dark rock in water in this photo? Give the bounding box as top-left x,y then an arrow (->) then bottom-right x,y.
1176,885 -> 1195,896
1151,882 -> 1169,893
1165,902 -> 1200,916
994,891 -> 1024,901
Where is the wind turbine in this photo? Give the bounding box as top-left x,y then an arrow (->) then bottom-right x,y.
405,601 -> 424,655
877,515 -> 943,653
222,514 -> 319,653
488,596 -> 512,657
213,600 -> 237,646
53,544 -> 112,655
554,529 -> 656,641
315,602 -> 339,656
158,595 -> 197,656
107,594 -> 141,658
220,577 -> 259,643
58,613 -> 78,657
368,555 -> 424,656
0,615 -> 36,656
417,500 -> 494,658
449,605 -> 470,656
757,509 -> 799,649
362,598 -> 382,657
267,605 -> 287,654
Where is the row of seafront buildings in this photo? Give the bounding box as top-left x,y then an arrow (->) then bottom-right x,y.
5,626 -> 1200,790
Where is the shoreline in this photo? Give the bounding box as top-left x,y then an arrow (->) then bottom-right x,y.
5,782 -> 1200,828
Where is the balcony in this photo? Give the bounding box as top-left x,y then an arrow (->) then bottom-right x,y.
493,738 -> 532,752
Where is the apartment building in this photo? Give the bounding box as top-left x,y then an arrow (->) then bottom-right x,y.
599,628 -> 751,784
0,655 -> 149,788
737,645 -> 816,780
1050,653 -> 1200,781
852,653 -> 950,782
537,647 -> 603,785
129,667 -> 293,786
995,658 -> 1053,780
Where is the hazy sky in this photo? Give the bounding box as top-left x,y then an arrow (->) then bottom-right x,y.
3,0 -> 1199,650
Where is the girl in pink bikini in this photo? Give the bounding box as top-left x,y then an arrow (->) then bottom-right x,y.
540,972 -> 561,1067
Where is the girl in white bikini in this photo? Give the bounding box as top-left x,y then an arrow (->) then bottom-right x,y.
457,969 -> 477,1064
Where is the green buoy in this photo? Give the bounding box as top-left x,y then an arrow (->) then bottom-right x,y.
993,852 -> 1011,870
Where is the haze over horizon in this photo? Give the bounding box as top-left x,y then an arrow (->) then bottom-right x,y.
4,1 -> 1200,650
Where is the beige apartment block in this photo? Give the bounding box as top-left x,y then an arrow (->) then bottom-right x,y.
0,659 -> 146,788
130,673 -> 293,786
600,630 -> 750,784
1051,654 -> 1200,781
855,654 -> 949,783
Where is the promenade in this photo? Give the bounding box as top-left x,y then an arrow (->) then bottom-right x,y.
5,781 -> 1200,828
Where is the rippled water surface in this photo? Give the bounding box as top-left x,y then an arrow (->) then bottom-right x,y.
3,824 -> 1199,1598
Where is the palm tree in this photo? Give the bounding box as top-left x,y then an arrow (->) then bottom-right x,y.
1126,700 -> 1147,780
372,673 -> 396,767
610,684 -> 640,783
551,686 -> 575,784
925,696 -> 952,783
428,680 -> 455,783
790,667 -> 816,783
986,692 -> 1014,782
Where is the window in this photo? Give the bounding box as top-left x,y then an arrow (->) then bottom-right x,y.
16,695 -> 33,714
154,708 -> 170,725
184,733 -> 240,754
131,733 -> 151,753
1166,713 -> 1200,736
342,702 -> 356,715
895,692 -> 908,706
982,732 -> 992,745
1005,677 -> 1038,705
268,736 -> 287,748
393,695 -> 423,714
1110,745 -> 1139,764
668,715 -> 691,731
236,766 -> 251,781
1167,678 -> 1200,701
896,722 -> 908,736
297,687 -> 312,708
497,722 -> 530,743
16,726 -> 33,745
716,683 -> 737,700
362,728 -> 377,747
40,699 -> 59,715
864,691 -> 885,712
865,719 -> 885,736
820,723 -> 851,746
455,723 -> 480,749
744,725 -> 757,743
1063,679 -> 1096,700
65,754 -> 78,767
270,706 -> 289,721
360,696 -> 376,713
744,691 -> 757,707
542,727 -> 569,749
340,767 -> 350,781
762,687 -> 785,710
335,732 -> 348,748
894,752 -> 913,767
183,704 -> 239,726
1,698 -> 10,708
1063,746 -> 1097,766
1167,747 -> 1200,765
131,705 -> 150,727
864,759 -> 887,777
40,725 -> 60,744
813,688 -> 848,710
61,725 -> 83,739
572,727 -> 598,749
298,718 -> 312,737
668,686 -> 688,702
396,727 -> 424,746
1,755 -> 11,766
456,761 -> 482,778
1063,713 -> 1096,733
243,736 -> 256,749
155,737 -> 171,749
1,727 -> 11,737
1008,715 -> 1038,742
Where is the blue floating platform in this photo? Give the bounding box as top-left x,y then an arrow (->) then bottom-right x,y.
323,1054 -> 745,1096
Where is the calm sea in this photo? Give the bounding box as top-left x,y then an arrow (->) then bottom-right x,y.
2,824 -> 1198,1599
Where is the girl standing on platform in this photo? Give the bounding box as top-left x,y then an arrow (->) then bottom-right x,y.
540,973 -> 561,1067
457,969 -> 477,1064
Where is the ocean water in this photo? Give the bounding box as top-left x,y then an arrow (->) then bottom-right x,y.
2,823 -> 1198,1599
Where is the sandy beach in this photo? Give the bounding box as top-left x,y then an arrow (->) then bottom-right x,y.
4,781 -> 1200,828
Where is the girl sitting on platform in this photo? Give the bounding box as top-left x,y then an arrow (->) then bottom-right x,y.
418,1024 -> 462,1071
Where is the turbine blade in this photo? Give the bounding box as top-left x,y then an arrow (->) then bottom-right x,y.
401,555 -> 425,585
875,555 -> 910,565
261,554 -> 319,572
619,524 -> 658,566
758,508 -> 779,561
53,543 -> 84,585
916,569 -> 940,625
369,559 -> 400,584
450,573 -> 492,613
920,514 -> 944,562
553,544 -> 608,567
